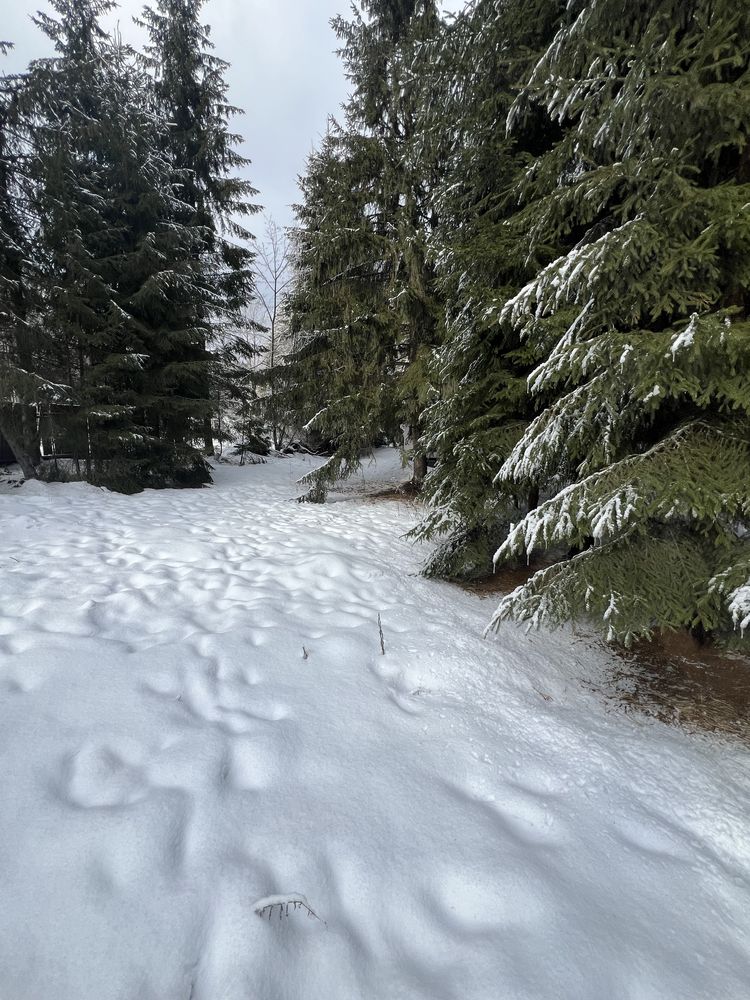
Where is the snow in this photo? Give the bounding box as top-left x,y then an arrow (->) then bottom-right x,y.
669,313 -> 699,356
1,450 -> 749,1000
728,583 -> 750,635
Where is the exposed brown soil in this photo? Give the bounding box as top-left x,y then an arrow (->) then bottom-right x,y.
371,481 -> 423,498
458,562 -> 547,597
351,516 -> 750,743
603,632 -> 750,742
457,570 -> 750,742
450,555 -> 563,598
365,482 -> 424,505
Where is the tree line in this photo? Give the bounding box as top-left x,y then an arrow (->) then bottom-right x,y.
280,0 -> 750,645
0,0 -> 258,490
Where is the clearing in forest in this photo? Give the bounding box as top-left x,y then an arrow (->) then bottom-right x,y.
1,451 -> 748,1000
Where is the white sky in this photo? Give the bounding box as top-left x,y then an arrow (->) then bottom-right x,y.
3,1 -> 465,232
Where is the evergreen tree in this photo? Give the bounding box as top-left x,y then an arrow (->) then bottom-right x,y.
208,312 -> 268,463
415,0 -> 564,579
285,128 -> 402,494
27,0 -> 124,480
0,44 -> 47,477
340,0 -> 444,488
28,0 -> 214,489
286,1 -> 444,498
487,0 -> 750,644
137,0 -> 259,455
93,39 -> 218,488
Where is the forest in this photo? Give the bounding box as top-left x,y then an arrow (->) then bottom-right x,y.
1,5 -> 749,997
2,0 -> 749,648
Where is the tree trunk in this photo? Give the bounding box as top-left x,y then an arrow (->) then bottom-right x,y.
411,422 -> 427,487
413,452 -> 428,485
203,413 -> 214,456
0,406 -> 40,479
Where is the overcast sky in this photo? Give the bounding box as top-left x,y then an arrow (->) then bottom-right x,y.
3,1 -> 463,234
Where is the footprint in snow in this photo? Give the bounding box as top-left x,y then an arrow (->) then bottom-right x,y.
60,741 -> 150,809
387,687 -> 425,716
228,735 -> 283,791
612,813 -> 693,862
451,779 -> 567,848
176,670 -> 290,734
215,703 -> 290,735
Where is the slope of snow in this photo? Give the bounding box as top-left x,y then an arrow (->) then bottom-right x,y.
0,451 -> 748,1000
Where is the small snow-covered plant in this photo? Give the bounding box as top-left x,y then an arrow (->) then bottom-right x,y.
254,894 -> 325,926
297,478 -> 327,504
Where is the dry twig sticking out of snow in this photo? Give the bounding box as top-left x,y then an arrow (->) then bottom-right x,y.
254,894 -> 325,926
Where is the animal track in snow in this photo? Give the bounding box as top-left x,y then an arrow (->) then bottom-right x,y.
230,737 -> 281,791
452,778 -> 566,848
239,665 -> 262,686
612,813 -> 693,862
142,673 -> 182,700
61,741 -> 150,809
1,663 -> 47,694
387,687 -> 425,716
427,863 -> 551,936
176,666 -> 291,735
215,703 -> 290,735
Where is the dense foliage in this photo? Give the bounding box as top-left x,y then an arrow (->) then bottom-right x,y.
0,0 -> 257,491
285,1 -> 444,498
287,0 -> 750,646
487,0 -> 750,644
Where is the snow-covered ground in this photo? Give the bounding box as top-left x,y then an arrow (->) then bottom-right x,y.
1,451 -> 749,1000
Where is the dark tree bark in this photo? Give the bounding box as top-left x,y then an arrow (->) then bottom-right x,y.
0,405 -> 40,478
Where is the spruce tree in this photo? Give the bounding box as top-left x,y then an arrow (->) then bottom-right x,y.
487,0 -> 750,644
0,45 -> 47,477
27,0 -> 124,479
285,128 -> 403,494
286,1 -> 445,498
137,0 -> 259,455
213,331 -> 270,463
28,1 -> 214,489
94,39 -> 217,488
415,0 -> 564,579
338,0 -> 444,488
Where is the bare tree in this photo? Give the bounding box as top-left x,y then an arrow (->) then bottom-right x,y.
253,214 -> 296,450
